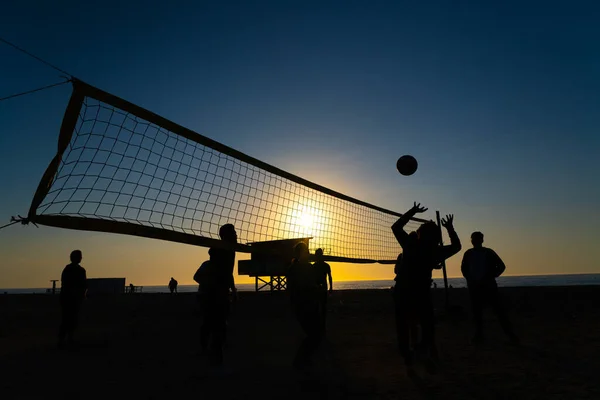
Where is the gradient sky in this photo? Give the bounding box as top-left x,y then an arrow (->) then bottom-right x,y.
1,1 -> 599,289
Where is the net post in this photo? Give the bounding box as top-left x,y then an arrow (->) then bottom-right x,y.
436,210 -> 450,310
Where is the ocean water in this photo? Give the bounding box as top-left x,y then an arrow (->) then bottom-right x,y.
2,274 -> 600,294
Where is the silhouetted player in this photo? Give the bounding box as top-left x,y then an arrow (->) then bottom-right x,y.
194,224 -> 237,367
394,232 -> 421,353
313,248 -> 332,329
58,250 -> 87,349
288,242 -> 322,369
169,277 -> 178,294
392,202 -> 461,369
461,231 -> 518,344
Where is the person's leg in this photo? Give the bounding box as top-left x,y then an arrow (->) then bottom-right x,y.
309,306 -> 324,356
469,286 -> 485,341
490,288 -> 518,343
58,299 -> 68,347
67,302 -> 81,344
200,297 -> 212,354
293,301 -> 321,368
418,293 -> 437,359
409,319 -> 420,352
320,290 -> 328,332
393,289 -> 413,365
293,306 -> 310,368
415,292 -> 440,374
208,299 -> 228,366
200,321 -> 210,353
223,302 -> 230,347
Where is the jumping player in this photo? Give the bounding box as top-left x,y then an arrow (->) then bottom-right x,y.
392,202 -> 461,370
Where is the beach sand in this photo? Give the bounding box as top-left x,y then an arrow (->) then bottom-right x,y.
1,286 -> 599,399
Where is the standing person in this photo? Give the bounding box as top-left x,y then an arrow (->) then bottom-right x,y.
58,250 -> 87,349
288,242 -> 322,370
313,248 -> 332,329
194,224 -> 237,368
394,232 -> 421,354
392,202 -> 461,370
168,277 -> 178,294
461,231 -> 519,344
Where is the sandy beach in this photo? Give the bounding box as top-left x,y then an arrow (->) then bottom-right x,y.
1,285 -> 599,399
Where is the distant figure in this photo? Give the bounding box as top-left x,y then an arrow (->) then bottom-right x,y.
461,231 -> 518,344
129,283 -> 135,294
169,277 -> 178,294
288,242 -> 322,370
313,248 -> 332,329
193,223 -> 237,368
58,250 -> 87,349
432,281 -> 437,289
392,202 -> 461,370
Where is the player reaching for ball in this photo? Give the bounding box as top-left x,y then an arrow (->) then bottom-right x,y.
391,202 -> 461,372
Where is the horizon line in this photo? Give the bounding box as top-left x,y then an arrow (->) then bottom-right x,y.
2,272 -> 599,290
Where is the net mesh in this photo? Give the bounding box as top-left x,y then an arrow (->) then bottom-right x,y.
35,87 -> 424,262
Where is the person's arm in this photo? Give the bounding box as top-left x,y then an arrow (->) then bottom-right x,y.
230,275 -> 238,299
394,254 -> 402,275
287,263 -> 296,294
193,266 -> 204,285
490,249 -> 506,277
461,250 -> 470,280
438,214 -> 462,261
392,202 -> 428,247
327,264 -> 333,292
82,268 -> 88,299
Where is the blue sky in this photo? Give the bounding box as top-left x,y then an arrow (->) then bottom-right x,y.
1,1 -> 599,288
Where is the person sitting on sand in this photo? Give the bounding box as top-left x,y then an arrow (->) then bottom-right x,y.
193,224 -> 237,368
288,242 -> 322,370
58,250 -> 87,349
461,231 -> 519,344
168,277 -> 178,294
313,248 -> 333,330
392,202 -> 461,370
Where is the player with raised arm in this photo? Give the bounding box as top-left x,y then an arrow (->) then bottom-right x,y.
392,202 -> 461,371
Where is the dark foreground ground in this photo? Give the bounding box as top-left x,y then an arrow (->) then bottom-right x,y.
1,286 -> 599,399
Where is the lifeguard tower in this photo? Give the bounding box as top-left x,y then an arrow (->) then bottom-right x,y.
238,237 -> 311,291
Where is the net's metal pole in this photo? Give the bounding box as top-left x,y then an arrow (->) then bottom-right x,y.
436,211 -> 450,310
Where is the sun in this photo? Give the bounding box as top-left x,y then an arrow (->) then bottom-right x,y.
299,211 -> 314,229
289,204 -> 321,237
282,199 -> 330,240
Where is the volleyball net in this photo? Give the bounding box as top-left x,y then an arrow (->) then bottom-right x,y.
23,80 -> 428,263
